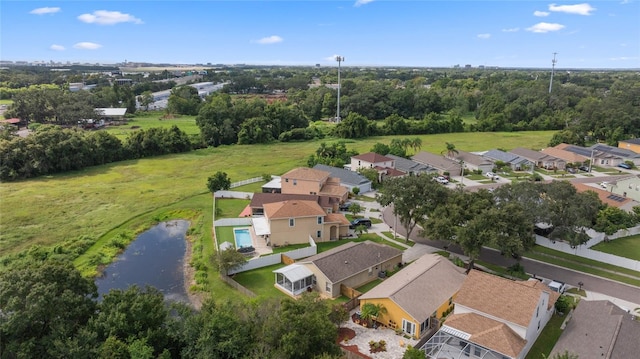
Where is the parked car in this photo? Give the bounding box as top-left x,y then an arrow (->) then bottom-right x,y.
339,202 -> 353,211
548,280 -> 567,293
485,172 -> 499,180
435,176 -> 449,184
618,162 -> 632,169
567,167 -> 576,174
578,165 -> 590,172
600,181 -> 609,188
349,218 -> 372,229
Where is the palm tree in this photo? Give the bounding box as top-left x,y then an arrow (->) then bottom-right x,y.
409,137 -> 422,154
360,303 -> 387,326
442,142 -> 458,159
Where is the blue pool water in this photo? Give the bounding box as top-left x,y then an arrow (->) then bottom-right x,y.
234,228 -> 252,248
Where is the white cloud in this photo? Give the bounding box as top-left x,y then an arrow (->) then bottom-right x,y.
50,44 -> 65,51
534,10 -> 550,17
477,33 -> 491,39
78,10 -> 143,25
30,7 -> 61,15
253,35 -> 283,44
73,42 -> 102,50
549,3 -> 596,15
610,56 -> 638,61
354,0 -> 375,7
526,22 -> 566,33
502,28 -> 519,32
325,55 -> 345,62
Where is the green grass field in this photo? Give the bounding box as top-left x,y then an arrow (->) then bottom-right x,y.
590,234 -> 640,261
104,111 -> 200,140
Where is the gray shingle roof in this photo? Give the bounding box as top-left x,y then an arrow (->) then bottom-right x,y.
550,300 -> 640,359
313,164 -> 372,187
483,149 -> 520,163
360,254 -> 466,322
301,241 -> 402,283
385,154 -> 437,174
590,143 -> 640,158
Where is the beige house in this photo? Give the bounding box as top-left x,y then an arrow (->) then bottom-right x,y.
274,241 -> 402,298
263,200 -> 350,246
541,146 -> 588,165
412,151 -> 462,176
511,147 -> 566,170
453,150 -> 494,174
421,270 -> 559,359
359,253 -> 467,339
281,167 -> 349,202
351,152 -> 395,171
609,175 -> 640,203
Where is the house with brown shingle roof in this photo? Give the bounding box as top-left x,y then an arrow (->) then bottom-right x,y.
280,167 -> 349,202
453,150 -> 494,174
550,300 -> 640,359
572,182 -> 637,211
263,200 -> 350,246
541,146 -> 588,165
421,270 -> 559,359
359,253 -> 466,339
412,151 -> 462,176
274,241 -> 402,298
351,152 -> 395,171
510,147 -> 566,170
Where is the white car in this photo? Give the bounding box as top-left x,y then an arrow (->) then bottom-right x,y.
600,182 -> 609,188
485,172 -> 499,180
435,176 -> 449,184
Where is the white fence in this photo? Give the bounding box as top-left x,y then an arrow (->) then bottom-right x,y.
215,190 -> 253,199
534,225 -> 640,271
214,218 -> 252,227
230,177 -> 263,188
227,237 -> 318,275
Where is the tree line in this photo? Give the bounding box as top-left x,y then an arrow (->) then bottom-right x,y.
378,175 -> 640,270
0,260 -> 346,359
0,125 -> 192,180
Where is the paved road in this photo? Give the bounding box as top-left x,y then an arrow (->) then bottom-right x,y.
381,206 -> 640,306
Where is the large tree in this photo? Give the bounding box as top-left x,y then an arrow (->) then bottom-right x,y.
207,171 -> 231,193
377,174 -> 450,242
0,260 -> 98,359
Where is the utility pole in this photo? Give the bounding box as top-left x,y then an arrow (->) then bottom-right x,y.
548,52 -> 558,94
335,56 -> 344,123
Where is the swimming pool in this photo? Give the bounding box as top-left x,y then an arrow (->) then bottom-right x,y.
233,228 -> 252,248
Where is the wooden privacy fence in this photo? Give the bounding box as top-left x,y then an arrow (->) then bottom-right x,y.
219,274 -> 256,297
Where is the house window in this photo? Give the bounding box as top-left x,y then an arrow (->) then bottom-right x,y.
474,347 -> 481,356
402,319 -> 415,336
316,230 -> 321,238
293,179 -> 297,185
285,178 -> 289,183
448,297 -> 453,305
537,320 -> 541,330
420,318 -> 430,334
317,216 -> 322,224
536,306 -> 539,318
289,218 -> 295,227
325,282 -> 331,293
358,161 -> 361,166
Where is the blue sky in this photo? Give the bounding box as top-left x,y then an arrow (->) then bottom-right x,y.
2,1 -> 639,69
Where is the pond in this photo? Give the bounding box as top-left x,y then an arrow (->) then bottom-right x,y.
95,220 -> 190,304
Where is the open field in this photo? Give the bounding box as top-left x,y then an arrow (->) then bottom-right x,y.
0,131 -> 554,260
103,111 -> 200,140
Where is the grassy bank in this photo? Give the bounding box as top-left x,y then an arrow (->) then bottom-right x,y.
104,111 -> 200,140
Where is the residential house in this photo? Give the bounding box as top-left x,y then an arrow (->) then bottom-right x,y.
95,107 -> 127,122
572,182 -> 637,211
359,253 -> 466,339
261,176 -> 282,193
249,193 -> 338,216
421,270 -> 559,359
483,149 -> 532,171
618,138 -> 640,154
386,154 -> 438,176
274,240 -> 402,298
452,150 -> 494,174
313,164 -> 373,194
510,147 -> 566,170
550,300 -> 640,359
261,200 -> 350,246
280,167 -> 349,202
540,146 -> 588,166
412,151 -> 462,176
558,143 -> 640,167
351,152 -> 395,171
608,175 -> 640,203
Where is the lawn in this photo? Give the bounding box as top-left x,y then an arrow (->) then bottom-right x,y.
103,111 -> 200,140
232,263 -> 289,300
525,313 -> 566,359
356,279 -> 382,293
590,234 -> 640,261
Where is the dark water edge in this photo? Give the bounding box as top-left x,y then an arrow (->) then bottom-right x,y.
95,220 -> 190,304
